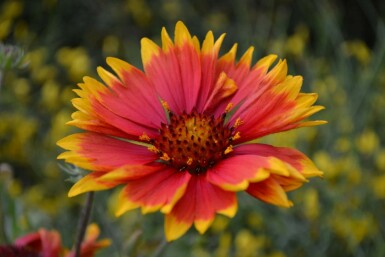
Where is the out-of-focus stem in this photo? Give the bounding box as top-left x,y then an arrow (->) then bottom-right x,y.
0,70 -> 3,91
73,191 -> 94,257
0,191 -> 8,244
151,238 -> 168,257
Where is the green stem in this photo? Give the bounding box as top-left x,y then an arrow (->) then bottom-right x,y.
0,188 -> 8,244
73,192 -> 94,257
151,238 -> 168,257
0,70 -> 3,92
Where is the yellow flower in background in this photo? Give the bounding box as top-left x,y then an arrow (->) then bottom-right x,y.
342,40 -> 372,66
355,130 -> 379,155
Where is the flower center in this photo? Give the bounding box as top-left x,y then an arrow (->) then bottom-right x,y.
152,110 -> 238,175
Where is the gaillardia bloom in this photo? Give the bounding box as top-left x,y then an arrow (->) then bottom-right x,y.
58,21 -> 326,241
0,223 -> 110,257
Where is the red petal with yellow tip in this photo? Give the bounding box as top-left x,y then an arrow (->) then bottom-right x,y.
234,143 -> 323,178
206,154 -> 271,191
68,164 -> 161,197
57,132 -> 157,172
164,175 -> 237,241
247,177 -> 293,208
116,167 -> 191,216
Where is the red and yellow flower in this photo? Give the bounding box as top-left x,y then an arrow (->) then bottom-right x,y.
0,223 -> 110,257
58,21 -> 326,241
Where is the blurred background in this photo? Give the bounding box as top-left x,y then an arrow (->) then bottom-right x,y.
0,0 -> 384,256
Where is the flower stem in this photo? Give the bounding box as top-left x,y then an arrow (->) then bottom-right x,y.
151,238 -> 168,257
0,191 -> 8,244
73,191 -> 94,257
0,70 -> 3,92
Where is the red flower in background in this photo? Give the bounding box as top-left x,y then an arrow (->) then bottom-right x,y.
0,223 -> 110,257
58,21 -> 326,241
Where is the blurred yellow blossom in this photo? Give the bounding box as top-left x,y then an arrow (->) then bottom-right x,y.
43,161 -> 60,179
124,0 -> 152,27
303,188 -> 319,221
246,212 -> 264,229
46,110 -> 72,144
59,86 -> 75,104
0,19 -> 11,39
161,0 -> 182,20
41,79 -> 60,110
331,213 -> 376,248
375,149 -> 385,171
313,151 -> 336,180
215,233 -> 231,257
33,65 -> 58,84
192,248 -> 211,257
347,168 -> 361,185
210,215 -> 229,233
1,1 -> 23,20
56,47 -> 91,82
102,35 -> 120,56
334,137 -> 352,153
285,24 -> 309,57
14,20 -> 30,42
342,40 -> 372,66
268,251 -> 287,257
0,114 -> 37,161
12,78 -> 30,101
355,129 -> 380,155
26,48 -> 46,69
205,12 -> 228,32
7,179 -> 22,197
235,230 -> 265,257
371,174 -> 385,198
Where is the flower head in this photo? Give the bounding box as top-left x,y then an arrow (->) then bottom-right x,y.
9,223 -> 110,257
58,21 -> 326,241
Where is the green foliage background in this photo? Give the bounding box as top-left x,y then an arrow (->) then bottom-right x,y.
1,0 -> 385,256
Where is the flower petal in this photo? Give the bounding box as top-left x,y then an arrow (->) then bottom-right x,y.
202,71 -> 237,113
206,155 -> 271,191
142,21 -> 201,113
164,175 -> 237,241
68,164 -> 160,197
233,143 -> 322,203
57,132 -> 156,172
115,167 -> 191,216
71,76 -> 161,138
196,31 -> 227,112
15,229 -> 61,257
247,177 -> 293,208
67,223 -> 111,257
213,47 -> 273,116
234,143 -> 323,178
102,59 -> 166,127
228,67 -> 325,141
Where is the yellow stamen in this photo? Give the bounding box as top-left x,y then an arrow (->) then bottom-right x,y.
232,132 -> 241,141
234,118 -> 243,128
139,132 -> 151,141
224,145 -> 233,155
225,102 -> 233,113
148,146 -> 160,153
187,157 -> 193,166
161,100 -> 170,112
160,153 -> 171,161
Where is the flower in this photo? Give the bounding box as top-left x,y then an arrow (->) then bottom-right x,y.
0,223 -> 110,257
57,21 -> 326,241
